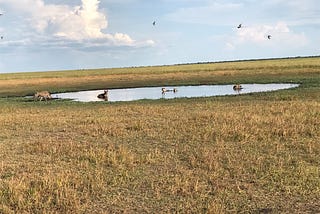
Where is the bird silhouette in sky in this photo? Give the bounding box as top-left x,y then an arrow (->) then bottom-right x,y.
267,35 -> 272,39
153,21 -> 156,26
237,24 -> 242,29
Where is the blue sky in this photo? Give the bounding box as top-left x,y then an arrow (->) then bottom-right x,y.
0,0 -> 319,73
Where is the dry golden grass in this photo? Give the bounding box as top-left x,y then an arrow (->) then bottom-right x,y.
0,93 -> 319,213
0,57 -> 320,213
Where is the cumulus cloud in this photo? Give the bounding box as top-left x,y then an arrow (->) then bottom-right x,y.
0,0 -> 153,46
227,22 -> 308,48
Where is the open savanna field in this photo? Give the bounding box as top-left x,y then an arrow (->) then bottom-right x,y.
0,57 -> 319,213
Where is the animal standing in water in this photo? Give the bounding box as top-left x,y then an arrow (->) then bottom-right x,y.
97,90 -> 108,100
162,87 -> 178,94
233,84 -> 243,91
34,91 -> 52,101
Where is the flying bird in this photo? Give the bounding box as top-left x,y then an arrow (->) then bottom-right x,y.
153,21 -> 156,26
237,24 -> 242,29
267,35 -> 272,39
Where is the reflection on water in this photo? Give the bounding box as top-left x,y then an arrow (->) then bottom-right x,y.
52,83 -> 299,102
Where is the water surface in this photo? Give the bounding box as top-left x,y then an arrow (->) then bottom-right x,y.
52,83 -> 299,102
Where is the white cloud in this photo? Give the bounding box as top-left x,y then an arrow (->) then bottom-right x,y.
0,0 -> 153,46
227,22 -> 308,49
236,24 -> 273,43
65,0 -> 108,40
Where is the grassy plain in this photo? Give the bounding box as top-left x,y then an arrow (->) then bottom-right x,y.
0,57 -> 319,213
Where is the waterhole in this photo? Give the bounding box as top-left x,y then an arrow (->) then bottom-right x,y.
52,83 -> 299,102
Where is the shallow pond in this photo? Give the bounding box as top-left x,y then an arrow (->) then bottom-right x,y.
52,83 -> 299,102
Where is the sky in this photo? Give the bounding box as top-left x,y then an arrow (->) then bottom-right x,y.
0,0 -> 319,73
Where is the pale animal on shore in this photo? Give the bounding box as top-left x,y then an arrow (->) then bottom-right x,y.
34,91 -> 52,101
